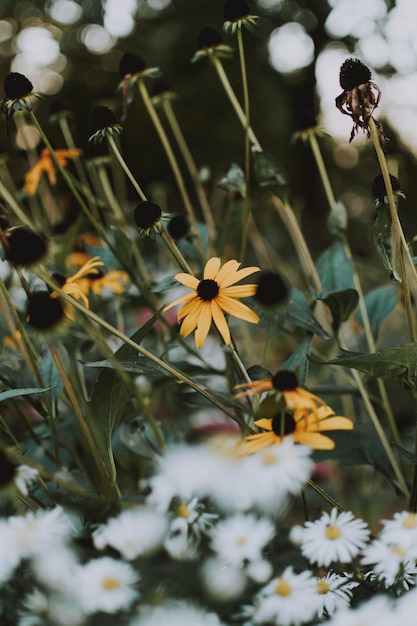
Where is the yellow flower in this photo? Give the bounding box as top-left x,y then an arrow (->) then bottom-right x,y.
164,257 -> 260,349
51,256 -> 104,309
23,147 -> 82,197
88,270 -> 130,295
238,406 -> 354,455
234,369 -> 325,413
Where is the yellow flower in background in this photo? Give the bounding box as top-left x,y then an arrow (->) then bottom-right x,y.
51,256 -> 104,309
23,147 -> 82,197
238,406 -> 354,455
164,257 -> 260,349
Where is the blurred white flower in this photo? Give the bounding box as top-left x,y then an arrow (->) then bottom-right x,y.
210,513 -> 274,567
8,506 -> 73,561
314,571 -> 354,617
130,602 -> 225,626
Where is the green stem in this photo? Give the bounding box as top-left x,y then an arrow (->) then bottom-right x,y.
236,27 -> 251,260
106,134 -> 147,201
160,226 -> 195,275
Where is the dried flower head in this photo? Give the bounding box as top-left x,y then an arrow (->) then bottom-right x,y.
150,79 -> 176,106
167,214 -> 191,240
254,271 -> 288,307
133,200 -> 169,239
26,291 -> 65,331
88,105 -> 122,144
118,52 -> 161,118
223,0 -> 259,33
2,72 -> 39,131
335,58 -> 383,143
192,27 -> 234,63
3,226 -> 48,267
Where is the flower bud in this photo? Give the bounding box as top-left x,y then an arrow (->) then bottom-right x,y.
3,72 -> 33,100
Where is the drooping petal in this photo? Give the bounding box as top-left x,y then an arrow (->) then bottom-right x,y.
216,295 -> 260,324
233,379 -> 274,399
220,265 -> 261,287
203,257 -> 222,279
221,284 -> 258,297
164,292 -> 195,312
315,416 -> 354,431
210,298 -> 231,345
295,432 -> 336,450
179,300 -> 204,337
174,273 -> 200,290
194,302 -> 213,348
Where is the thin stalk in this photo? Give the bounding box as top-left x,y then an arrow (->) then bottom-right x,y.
161,99 -> 217,247
0,177 -> 36,229
309,132 -> 402,453
106,134 -> 147,201
160,226 -> 195,275
136,79 -> 205,255
236,27 -> 251,260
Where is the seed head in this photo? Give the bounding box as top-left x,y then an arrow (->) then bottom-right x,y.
133,201 -> 168,238
271,370 -> 298,391
4,227 -> 48,267
167,214 -> 190,240
88,105 -> 122,143
372,174 -> 401,201
3,72 -> 33,100
339,58 -> 372,91
224,0 -> 251,22
119,52 -> 147,77
255,271 -> 288,307
26,292 -> 65,331
197,26 -> 225,50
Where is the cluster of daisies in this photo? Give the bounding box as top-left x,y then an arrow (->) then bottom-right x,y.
2,440 -> 417,625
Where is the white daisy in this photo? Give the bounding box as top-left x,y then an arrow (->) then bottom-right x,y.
395,586 -> 417,625
93,508 -> 168,560
8,506 -> 73,560
0,518 -> 21,583
201,557 -> 247,602
361,537 -> 417,587
253,566 -> 320,626
14,464 -> 39,496
300,508 -> 370,566
163,517 -> 199,561
324,594 -> 395,626
314,571 -> 354,617
130,602 -> 225,626
31,543 -> 79,590
379,511 -> 417,554
73,556 -> 139,615
210,513 -> 274,567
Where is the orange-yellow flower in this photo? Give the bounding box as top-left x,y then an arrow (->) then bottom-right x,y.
23,147 -> 82,197
51,256 -> 104,309
238,406 -> 354,455
164,257 -> 260,349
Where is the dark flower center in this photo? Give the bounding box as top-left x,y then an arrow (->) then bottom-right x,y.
372,174 -> 401,200
51,272 -> 67,289
4,72 -> 33,100
26,292 -> 65,331
151,79 -> 174,99
167,214 -> 190,240
271,370 -> 298,391
271,413 -> 296,436
133,201 -> 162,230
197,27 -> 224,50
5,227 -> 47,267
119,52 -> 147,77
197,279 -> 220,301
0,450 -> 17,486
255,271 -> 288,306
89,105 -> 119,135
224,0 -> 251,22
339,58 -> 372,91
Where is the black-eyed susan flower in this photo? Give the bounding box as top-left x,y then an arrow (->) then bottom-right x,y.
335,58 -> 383,143
133,200 -> 169,239
238,405 -> 354,455
167,214 -> 191,241
372,174 -> 404,203
192,27 -> 234,63
150,79 -> 176,106
26,291 -> 65,331
1,72 -> 39,131
88,105 -> 122,144
164,257 -> 260,349
254,271 -> 288,307
23,147 -> 82,197
3,226 -> 48,267
223,0 -> 259,34
118,52 -> 161,118
234,369 -> 325,414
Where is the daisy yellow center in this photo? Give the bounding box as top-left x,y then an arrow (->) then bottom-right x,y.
236,537 -> 247,546
102,576 -> 121,590
261,450 -> 279,465
176,502 -> 190,518
274,579 -> 292,596
402,513 -> 417,529
316,580 -> 330,595
197,279 -> 219,301
325,525 -> 341,540
391,545 -> 406,558
271,413 -> 296,436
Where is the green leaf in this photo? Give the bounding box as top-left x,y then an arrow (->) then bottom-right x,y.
282,333 -> 313,384
324,343 -> 417,391
84,356 -> 169,379
374,203 -> 396,277
354,284 -> 399,335
150,275 -> 180,293
276,289 -> 331,339
40,350 -> 64,401
327,201 -> 347,239
316,241 -> 354,292
317,289 -> 359,333
252,150 -> 288,198
0,387 -> 53,402
112,228 -> 133,270
86,318 -> 163,485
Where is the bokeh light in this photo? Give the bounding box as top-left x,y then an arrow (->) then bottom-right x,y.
268,23 -> 315,74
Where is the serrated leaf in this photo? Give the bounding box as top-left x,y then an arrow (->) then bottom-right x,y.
217,162 -> 246,196
317,289 -> 359,333
316,241 -> 354,292
324,343 -> 417,391
86,319 -> 163,485
252,150 -> 288,197
354,284 -> 399,335
0,387 -> 53,402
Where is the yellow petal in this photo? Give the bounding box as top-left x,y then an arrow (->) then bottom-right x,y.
253,418 -> 273,430
216,295 -> 260,324
174,273 -> 199,290
210,298 -> 231,345
220,265 -> 261,287
194,303 -> 213,348
164,293 -> 195,312
204,257 -> 222,279
221,284 -> 257,298
214,259 -> 241,285
295,432 -> 335,450
179,303 -> 203,338
238,432 -> 281,455
316,416 -> 354,431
